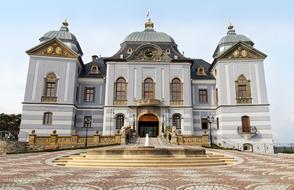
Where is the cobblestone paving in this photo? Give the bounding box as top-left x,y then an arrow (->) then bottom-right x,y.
0,149 -> 294,190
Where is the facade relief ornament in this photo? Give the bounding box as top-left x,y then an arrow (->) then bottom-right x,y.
126,45 -> 172,62
27,39 -> 78,58
224,44 -> 265,60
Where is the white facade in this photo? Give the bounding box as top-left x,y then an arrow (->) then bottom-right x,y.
19,20 -> 274,153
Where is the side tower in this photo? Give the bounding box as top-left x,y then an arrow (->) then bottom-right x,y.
19,21 -> 84,140
211,24 -> 273,153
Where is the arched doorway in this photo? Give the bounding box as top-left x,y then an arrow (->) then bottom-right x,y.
138,114 -> 159,137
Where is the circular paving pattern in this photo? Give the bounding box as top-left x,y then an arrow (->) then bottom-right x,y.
1,149 -> 294,189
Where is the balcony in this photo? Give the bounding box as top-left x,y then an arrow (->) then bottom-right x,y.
170,100 -> 184,106
236,97 -> 252,104
136,99 -> 161,106
113,100 -> 128,105
237,126 -> 257,139
41,96 -> 57,103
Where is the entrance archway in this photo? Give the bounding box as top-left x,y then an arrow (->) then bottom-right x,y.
138,114 -> 159,137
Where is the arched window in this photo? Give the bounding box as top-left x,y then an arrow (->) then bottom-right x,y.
43,112 -> 52,125
90,65 -> 99,74
115,77 -> 127,100
143,78 -> 154,99
172,114 -> 181,129
44,73 -> 57,97
171,78 -> 182,100
241,116 -> 251,133
116,114 -> 124,129
235,75 -> 252,104
197,67 -> 206,76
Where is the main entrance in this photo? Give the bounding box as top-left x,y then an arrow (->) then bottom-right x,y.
138,114 -> 159,137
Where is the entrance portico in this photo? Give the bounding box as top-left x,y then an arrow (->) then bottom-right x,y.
138,114 -> 159,137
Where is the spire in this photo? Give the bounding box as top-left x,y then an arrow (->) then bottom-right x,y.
60,19 -> 69,32
144,10 -> 154,31
227,22 -> 236,35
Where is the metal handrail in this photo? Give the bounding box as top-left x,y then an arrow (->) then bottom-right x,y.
237,126 -> 257,134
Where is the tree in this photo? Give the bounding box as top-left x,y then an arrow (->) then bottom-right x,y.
0,113 -> 21,139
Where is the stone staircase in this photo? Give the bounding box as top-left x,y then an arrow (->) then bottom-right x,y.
52,145 -> 236,168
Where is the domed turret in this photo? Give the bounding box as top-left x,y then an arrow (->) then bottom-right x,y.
213,23 -> 254,58
39,20 -> 83,56
123,18 -> 175,43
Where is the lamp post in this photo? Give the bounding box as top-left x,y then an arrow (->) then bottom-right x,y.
207,115 -> 214,146
85,117 -> 91,148
161,114 -> 165,135
132,114 -> 135,132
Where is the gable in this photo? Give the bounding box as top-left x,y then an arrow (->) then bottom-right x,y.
126,44 -> 172,62
217,42 -> 267,60
26,38 -> 79,59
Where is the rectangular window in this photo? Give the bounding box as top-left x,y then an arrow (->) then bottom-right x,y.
199,89 -> 208,104
43,112 -> 53,125
74,114 -> 77,127
201,118 -> 208,130
83,116 -> 92,128
238,85 -> 247,98
76,86 -> 79,102
45,82 -> 57,97
216,117 -> 219,130
215,88 -> 218,105
84,87 -> 95,102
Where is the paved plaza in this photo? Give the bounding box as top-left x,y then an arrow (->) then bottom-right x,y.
0,148 -> 294,190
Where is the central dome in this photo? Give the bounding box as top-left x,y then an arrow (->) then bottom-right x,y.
123,19 -> 175,43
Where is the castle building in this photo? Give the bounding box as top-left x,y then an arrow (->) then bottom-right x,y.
19,18 -> 274,153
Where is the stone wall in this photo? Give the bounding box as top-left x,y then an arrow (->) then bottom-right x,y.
0,141 -> 28,155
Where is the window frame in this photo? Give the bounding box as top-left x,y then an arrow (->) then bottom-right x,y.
43,112 -> 53,125
115,77 -> 127,100
83,116 -> 92,128
143,78 -> 155,99
116,114 -> 125,129
201,118 -> 208,130
172,114 -> 182,129
84,87 -> 95,102
199,89 -> 208,104
171,78 -> 182,101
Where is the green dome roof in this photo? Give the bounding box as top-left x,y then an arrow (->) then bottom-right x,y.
213,24 -> 254,58
39,20 -> 83,56
123,19 -> 175,43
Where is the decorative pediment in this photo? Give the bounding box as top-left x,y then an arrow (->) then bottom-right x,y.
219,42 -> 267,60
126,44 -> 172,62
26,38 -> 78,59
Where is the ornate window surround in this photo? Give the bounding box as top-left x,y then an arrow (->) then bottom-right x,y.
115,114 -> 125,129
143,77 -> 155,99
113,77 -> 128,105
235,74 -> 252,104
43,112 -> 53,125
42,72 -> 58,103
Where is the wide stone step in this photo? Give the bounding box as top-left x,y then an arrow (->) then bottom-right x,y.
57,162 -> 227,168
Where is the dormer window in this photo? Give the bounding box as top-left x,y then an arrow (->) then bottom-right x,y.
127,48 -> 133,54
90,65 -> 99,74
166,49 -> 171,54
197,67 -> 206,76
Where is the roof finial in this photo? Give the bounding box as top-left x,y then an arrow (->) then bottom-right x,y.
145,10 -> 154,31
60,19 -> 69,32
227,20 -> 236,35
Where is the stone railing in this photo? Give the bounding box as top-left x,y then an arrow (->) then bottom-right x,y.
28,130 -> 121,148
113,100 -> 128,105
136,99 -> 161,106
41,96 -> 57,103
170,100 -> 184,106
178,135 -> 209,145
236,97 -> 252,104
237,126 -> 257,139
165,127 -> 208,146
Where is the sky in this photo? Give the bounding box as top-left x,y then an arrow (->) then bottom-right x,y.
0,0 -> 293,143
